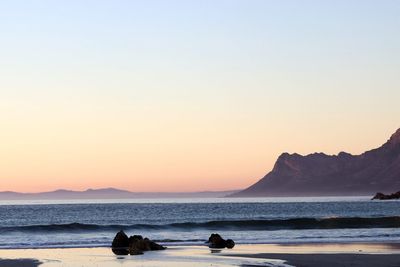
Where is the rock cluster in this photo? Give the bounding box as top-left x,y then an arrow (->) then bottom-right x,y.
111,230 -> 166,255
206,233 -> 235,249
372,191 -> 400,200
128,234 -> 165,255
112,231 -> 236,255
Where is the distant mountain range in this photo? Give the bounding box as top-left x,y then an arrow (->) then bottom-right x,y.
0,188 -> 238,200
231,128 -> 400,197
3,129 -> 399,200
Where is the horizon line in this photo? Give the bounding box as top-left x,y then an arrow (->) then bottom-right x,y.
0,187 -> 242,195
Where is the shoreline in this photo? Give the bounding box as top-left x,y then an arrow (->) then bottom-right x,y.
1,242 -> 400,266
2,239 -> 400,250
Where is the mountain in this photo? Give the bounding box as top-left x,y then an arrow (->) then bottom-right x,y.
0,188 -> 239,200
231,128 -> 400,197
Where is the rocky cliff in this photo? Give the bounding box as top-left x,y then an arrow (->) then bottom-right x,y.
231,128 -> 400,197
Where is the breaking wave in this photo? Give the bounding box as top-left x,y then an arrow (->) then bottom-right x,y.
2,216 -> 400,233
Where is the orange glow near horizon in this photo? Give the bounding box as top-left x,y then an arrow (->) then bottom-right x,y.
1,99 -> 398,193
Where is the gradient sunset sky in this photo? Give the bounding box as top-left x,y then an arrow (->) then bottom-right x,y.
1,1 -> 399,193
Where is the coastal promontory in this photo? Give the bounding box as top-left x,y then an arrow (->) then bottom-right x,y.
231,128 -> 400,197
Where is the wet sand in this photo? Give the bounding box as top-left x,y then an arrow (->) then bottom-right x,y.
0,246 -> 285,267
0,243 -> 399,266
237,253 -> 400,267
228,243 -> 400,267
0,258 -> 42,267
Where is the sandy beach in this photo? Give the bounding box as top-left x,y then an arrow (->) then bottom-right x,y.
1,243 -> 400,267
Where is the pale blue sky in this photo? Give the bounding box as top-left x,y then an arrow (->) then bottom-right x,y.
0,1 -> 399,191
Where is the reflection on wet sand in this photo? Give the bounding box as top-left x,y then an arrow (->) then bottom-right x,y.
0,243 -> 399,267
0,246 -> 287,267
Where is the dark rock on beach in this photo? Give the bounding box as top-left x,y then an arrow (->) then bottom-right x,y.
225,239 -> 235,249
128,235 -> 165,255
206,233 -> 235,249
111,231 -> 166,255
372,191 -> 400,200
111,230 -> 130,255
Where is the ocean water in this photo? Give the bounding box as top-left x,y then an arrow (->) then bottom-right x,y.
0,197 -> 399,249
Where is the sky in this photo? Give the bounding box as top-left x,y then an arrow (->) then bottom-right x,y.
0,0 -> 399,193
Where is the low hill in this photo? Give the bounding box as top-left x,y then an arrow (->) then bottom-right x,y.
0,188 -> 238,200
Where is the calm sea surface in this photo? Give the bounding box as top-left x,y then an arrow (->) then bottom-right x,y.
0,197 -> 399,249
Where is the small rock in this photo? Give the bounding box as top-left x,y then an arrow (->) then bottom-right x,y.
111,232 -> 166,255
128,236 -> 165,255
226,239 -> 235,249
111,230 -> 129,255
206,233 -> 235,249
372,191 -> 400,200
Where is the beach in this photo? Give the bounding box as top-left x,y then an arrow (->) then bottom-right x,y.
1,243 -> 400,267
1,198 -> 400,266
1,198 -> 399,266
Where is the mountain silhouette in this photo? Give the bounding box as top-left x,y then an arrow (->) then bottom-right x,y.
231,128 -> 400,197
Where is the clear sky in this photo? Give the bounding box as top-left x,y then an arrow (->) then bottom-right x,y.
1,0 -> 399,193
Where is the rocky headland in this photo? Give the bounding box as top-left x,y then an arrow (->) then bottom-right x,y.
232,128 -> 400,197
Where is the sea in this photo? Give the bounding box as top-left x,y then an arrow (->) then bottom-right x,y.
0,197 -> 399,249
